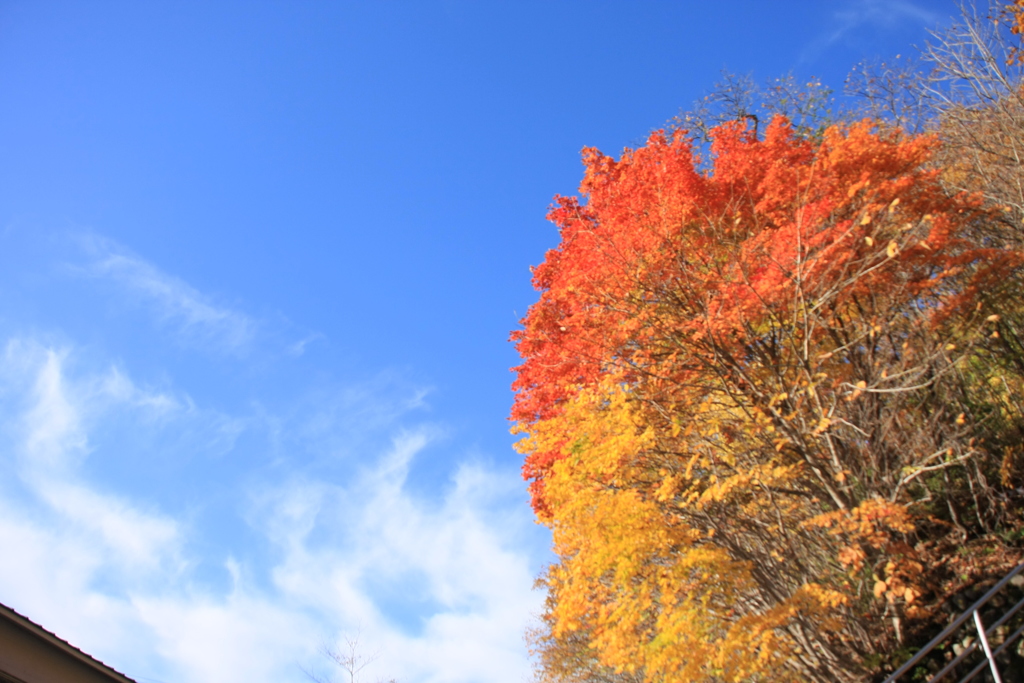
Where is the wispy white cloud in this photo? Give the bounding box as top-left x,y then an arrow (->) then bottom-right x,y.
286,332 -> 326,357
134,591 -> 320,683
3,340 -> 183,473
34,480 -> 183,575
840,0 -> 939,29
800,0 -> 941,64
74,234 -> 258,353
1,340 -> 187,577
0,338 -> 546,683
287,375 -> 433,464
20,346 -> 87,472
255,432 -> 542,683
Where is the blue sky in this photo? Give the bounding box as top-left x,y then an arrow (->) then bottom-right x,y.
0,1 -> 953,681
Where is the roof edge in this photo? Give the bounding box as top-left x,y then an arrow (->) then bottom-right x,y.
0,603 -> 136,683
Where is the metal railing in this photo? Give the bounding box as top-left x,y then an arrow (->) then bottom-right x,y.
882,562 -> 1024,683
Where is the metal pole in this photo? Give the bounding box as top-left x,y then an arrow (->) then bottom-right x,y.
973,610 -> 1003,683
881,563 -> 1024,683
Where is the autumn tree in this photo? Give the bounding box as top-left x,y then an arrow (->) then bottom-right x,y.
513,106 -> 1024,681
